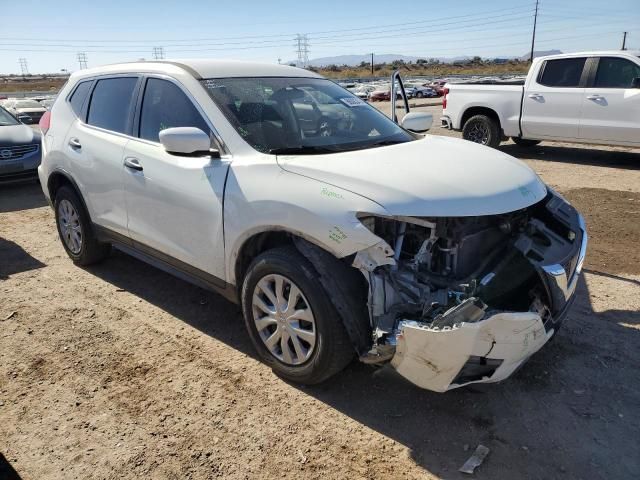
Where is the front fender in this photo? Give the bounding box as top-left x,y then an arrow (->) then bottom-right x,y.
223,161 -> 389,285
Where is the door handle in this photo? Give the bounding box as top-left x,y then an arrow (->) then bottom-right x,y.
586,95 -> 603,100
124,157 -> 143,171
528,93 -> 543,99
68,138 -> 81,149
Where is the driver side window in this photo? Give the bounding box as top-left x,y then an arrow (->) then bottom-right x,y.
138,78 -> 210,142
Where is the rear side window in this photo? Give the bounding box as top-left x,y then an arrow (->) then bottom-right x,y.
87,77 -> 138,134
69,81 -> 92,117
538,58 -> 586,87
594,57 -> 640,88
138,78 -> 209,142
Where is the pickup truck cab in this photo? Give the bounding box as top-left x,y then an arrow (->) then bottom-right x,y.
442,51 -> 640,148
38,60 -> 586,392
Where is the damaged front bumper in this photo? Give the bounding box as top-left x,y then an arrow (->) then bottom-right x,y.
391,213 -> 586,392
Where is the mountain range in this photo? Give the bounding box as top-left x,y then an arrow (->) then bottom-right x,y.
292,51 -> 562,67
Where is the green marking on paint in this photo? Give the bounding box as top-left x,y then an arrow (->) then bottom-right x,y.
321,187 -> 344,200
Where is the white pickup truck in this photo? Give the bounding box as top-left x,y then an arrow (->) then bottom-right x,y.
441,51 -> 640,148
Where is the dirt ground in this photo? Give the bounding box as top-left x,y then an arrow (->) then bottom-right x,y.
1,118 -> 640,480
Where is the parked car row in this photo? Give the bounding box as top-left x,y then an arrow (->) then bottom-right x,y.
343,79 -> 447,102
0,95 -> 56,124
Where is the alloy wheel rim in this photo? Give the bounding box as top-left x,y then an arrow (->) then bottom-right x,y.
467,121 -> 490,144
58,199 -> 82,254
252,273 -> 316,365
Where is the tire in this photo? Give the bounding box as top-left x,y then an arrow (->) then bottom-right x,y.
54,185 -> 110,265
512,137 -> 541,147
462,114 -> 501,148
415,91 -> 424,98
241,246 -> 354,385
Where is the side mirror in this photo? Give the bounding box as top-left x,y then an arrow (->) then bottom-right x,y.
159,127 -> 214,155
400,112 -> 433,133
632,77 -> 640,88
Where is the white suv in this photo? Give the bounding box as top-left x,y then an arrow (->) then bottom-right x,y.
39,60 -> 587,392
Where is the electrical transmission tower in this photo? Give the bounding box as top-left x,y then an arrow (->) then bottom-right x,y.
294,34 -> 309,68
18,58 -> 29,75
152,47 -> 165,59
77,52 -> 88,70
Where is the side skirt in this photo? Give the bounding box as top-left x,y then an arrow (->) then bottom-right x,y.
93,224 -> 238,304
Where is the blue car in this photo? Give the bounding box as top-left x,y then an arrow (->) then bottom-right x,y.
0,106 -> 42,183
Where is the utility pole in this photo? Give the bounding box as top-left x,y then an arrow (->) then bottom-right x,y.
529,0 -> 539,62
77,52 -> 88,70
18,58 -> 29,75
371,53 -> 374,76
152,47 -> 165,59
621,32 -> 627,50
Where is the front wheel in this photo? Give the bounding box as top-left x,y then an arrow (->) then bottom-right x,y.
462,114 -> 501,148
241,247 -> 354,385
512,137 -> 541,147
415,91 -> 424,98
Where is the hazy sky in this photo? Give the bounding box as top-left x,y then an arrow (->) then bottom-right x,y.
1,0 -> 639,73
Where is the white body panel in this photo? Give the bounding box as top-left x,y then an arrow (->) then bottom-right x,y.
580,86 -> 640,144
442,50 -> 640,147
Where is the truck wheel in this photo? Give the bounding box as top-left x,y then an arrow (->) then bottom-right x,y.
54,186 -> 110,265
512,137 -> 541,147
462,115 -> 501,148
241,246 -> 354,385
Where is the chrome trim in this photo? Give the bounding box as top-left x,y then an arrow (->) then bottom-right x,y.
542,214 -> 588,302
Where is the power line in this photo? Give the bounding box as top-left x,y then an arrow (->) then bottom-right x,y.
152,46 -> 165,59
18,57 -> 28,75
77,52 -> 88,69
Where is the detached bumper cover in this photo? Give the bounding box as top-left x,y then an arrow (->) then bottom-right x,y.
391,312 -> 550,392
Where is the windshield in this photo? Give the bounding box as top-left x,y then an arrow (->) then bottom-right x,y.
0,107 -> 19,126
201,77 -> 414,154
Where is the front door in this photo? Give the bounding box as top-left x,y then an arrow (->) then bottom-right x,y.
123,77 -> 230,281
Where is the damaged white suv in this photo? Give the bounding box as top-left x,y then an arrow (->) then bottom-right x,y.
39,60 -> 587,392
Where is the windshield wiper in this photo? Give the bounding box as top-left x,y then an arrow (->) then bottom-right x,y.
268,146 -> 338,155
365,139 -> 409,149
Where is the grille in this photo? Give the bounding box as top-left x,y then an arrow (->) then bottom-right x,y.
0,144 -> 39,160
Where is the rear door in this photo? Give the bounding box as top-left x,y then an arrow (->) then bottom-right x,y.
65,75 -> 140,236
579,56 -> 640,145
521,57 -> 588,140
122,76 -> 230,281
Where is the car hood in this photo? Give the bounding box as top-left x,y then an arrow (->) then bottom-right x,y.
276,135 -> 547,216
0,124 -> 40,145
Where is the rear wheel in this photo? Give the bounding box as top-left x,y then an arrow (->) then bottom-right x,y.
512,137 -> 541,147
415,91 -> 424,98
462,114 -> 501,148
54,186 -> 110,265
241,247 -> 354,384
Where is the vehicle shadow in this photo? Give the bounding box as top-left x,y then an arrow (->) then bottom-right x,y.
0,183 -> 47,213
85,251 -> 640,479
499,143 -> 640,170
0,237 -> 46,280
0,452 -> 22,480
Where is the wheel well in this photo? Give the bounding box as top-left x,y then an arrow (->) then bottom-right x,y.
461,107 -> 501,131
234,231 -> 295,292
47,172 -> 75,203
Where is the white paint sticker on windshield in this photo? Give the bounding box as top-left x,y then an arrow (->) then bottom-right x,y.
340,97 -> 366,107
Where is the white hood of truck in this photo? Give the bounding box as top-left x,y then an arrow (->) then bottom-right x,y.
277,135 -> 547,216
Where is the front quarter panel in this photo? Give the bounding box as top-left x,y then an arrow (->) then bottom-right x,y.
224,155 -> 389,285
